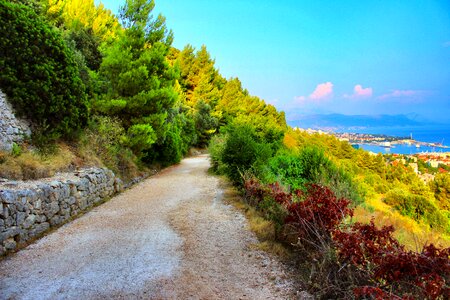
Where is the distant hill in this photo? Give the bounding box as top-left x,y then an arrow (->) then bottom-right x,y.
288,114 -> 427,129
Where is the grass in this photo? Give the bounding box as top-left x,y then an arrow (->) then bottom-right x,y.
218,177 -> 292,258
0,143 -> 77,180
0,136 -> 145,183
353,194 -> 450,250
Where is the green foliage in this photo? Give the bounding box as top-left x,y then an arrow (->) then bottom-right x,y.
67,27 -> 102,71
208,133 -> 228,173
126,124 -> 157,155
11,143 -> 22,157
194,100 -> 218,147
81,116 -> 139,180
263,147 -> 362,205
265,152 -> 307,191
384,188 -> 449,232
221,123 -> 275,183
96,0 -> 180,161
320,161 -> 363,205
296,146 -> 332,182
430,173 -> 450,210
176,106 -> 197,154
0,0 -> 89,141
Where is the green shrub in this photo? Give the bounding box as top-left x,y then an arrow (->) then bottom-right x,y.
152,122 -> 183,166
0,1 -> 88,141
263,147 -> 362,204
221,124 -> 274,184
11,142 -> 22,157
384,188 -> 449,232
265,152 -> 306,191
297,146 -> 331,182
430,173 -> 450,210
208,133 -> 228,173
81,116 -> 140,180
126,124 -> 157,156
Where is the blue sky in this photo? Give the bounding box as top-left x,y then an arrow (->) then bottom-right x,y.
99,0 -> 450,123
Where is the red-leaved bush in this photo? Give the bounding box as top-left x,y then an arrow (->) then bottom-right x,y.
243,177 -> 450,299
243,177 -> 268,205
334,221 -> 450,299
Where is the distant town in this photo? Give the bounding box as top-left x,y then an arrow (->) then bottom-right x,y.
332,131 -> 448,149
294,127 -> 450,181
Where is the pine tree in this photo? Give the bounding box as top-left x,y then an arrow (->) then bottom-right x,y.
96,0 -> 179,159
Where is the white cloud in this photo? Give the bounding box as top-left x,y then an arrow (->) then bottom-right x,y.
344,84 -> 373,99
378,89 -> 421,100
309,82 -> 334,100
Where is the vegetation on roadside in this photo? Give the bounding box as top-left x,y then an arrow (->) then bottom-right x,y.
0,0 -> 283,180
0,0 -> 448,298
210,125 -> 449,298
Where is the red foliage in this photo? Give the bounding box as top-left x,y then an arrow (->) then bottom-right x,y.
267,182 -> 293,206
333,220 -> 401,267
242,178 -> 450,299
277,184 -> 352,238
334,221 -> 450,299
243,177 -> 266,204
353,286 -> 409,300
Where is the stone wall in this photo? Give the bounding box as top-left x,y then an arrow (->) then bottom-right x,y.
0,90 -> 31,151
0,168 -> 123,256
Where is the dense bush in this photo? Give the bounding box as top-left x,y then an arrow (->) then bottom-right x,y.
384,188 -> 449,232
335,222 -> 450,299
80,116 -> 140,180
194,100 -> 218,147
208,133 -> 228,172
263,147 -> 362,205
0,1 -> 88,141
147,121 -> 183,166
431,173 -> 450,210
265,152 -> 307,191
243,177 -> 450,299
221,123 -> 275,183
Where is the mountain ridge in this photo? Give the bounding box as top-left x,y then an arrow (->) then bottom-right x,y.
287,113 -> 437,129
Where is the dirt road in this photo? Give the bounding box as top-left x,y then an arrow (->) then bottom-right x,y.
0,155 -> 296,299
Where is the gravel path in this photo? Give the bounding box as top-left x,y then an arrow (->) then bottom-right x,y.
0,155 -> 296,299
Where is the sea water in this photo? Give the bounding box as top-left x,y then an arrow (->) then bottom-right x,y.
343,125 -> 450,155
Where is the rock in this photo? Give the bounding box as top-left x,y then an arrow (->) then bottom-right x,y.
23,214 -> 36,229
0,203 -> 8,218
44,202 -> 59,219
67,197 -> 76,205
4,238 -> 16,250
50,216 -> 62,226
30,222 -> 49,237
114,178 -> 124,193
0,226 -> 21,243
0,90 -> 31,150
16,212 -> 26,226
69,184 -> 77,196
36,214 -> 47,223
49,181 -> 61,188
0,163 -> 130,257
0,190 -> 17,204
34,199 -> 42,210
15,200 -> 26,212
5,216 -> 14,227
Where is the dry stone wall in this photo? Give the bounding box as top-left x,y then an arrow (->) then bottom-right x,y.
0,168 -> 124,256
0,90 -> 31,151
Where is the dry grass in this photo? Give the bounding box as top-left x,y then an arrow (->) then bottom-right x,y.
0,143 -> 77,180
219,178 -> 291,258
353,195 -> 450,251
75,128 -> 143,182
